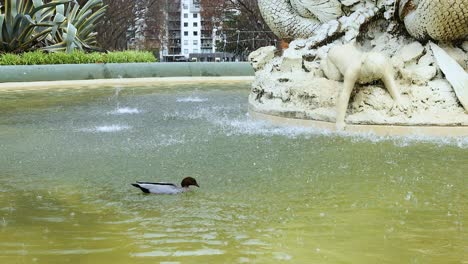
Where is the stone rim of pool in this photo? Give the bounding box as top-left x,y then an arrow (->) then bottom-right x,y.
249,109 -> 468,138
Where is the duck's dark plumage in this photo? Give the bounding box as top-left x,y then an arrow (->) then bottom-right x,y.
131,183 -> 150,193
136,182 -> 177,187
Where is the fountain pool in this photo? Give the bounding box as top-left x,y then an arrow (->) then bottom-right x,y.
0,81 -> 466,263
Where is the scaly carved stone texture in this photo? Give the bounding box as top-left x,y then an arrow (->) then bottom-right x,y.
258,0 -> 339,40
259,0 -> 468,41
402,0 -> 468,41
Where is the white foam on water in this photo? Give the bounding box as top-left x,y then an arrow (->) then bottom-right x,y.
207,111 -> 335,139
176,96 -> 209,103
109,107 -> 140,115
161,103 -> 468,148
210,113 -> 468,149
95,125 -> 130,132
220,118 -> 324,138
79,125 -> 131,133
346,131 -> 468,149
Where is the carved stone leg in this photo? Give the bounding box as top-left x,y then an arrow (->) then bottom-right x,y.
336,66 -> 360,130
381,65 -> 402,105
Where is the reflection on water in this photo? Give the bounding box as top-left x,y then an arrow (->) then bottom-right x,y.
0,82 -> 467,264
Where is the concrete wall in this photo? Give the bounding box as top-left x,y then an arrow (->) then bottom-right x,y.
0,62 -> 254,83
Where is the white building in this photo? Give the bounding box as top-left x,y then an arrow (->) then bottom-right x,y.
162,0 -> 227,62
180,0 -> 202,57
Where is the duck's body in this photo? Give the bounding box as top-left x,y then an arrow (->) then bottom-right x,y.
131,177 -> 199,195
132,182 -> 187,194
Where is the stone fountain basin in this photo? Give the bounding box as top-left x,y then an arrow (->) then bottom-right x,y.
249,108 -> 468,137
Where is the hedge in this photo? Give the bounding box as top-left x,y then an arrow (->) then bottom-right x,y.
0,51 -> 157,65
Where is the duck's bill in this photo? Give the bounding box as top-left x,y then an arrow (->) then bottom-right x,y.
195,183 -> 200,187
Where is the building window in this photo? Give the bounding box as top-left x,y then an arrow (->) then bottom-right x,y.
193,40 -> 198,45
193,31 -> 198,36
184,40 -> 189,45
193,49 -> 199,53
184,22 -> 188,27
193,22 -> 198,27
184,13 -> 188,18
184,49 -> 189,54
193,13 -> 198,18
184,31 -> 188,36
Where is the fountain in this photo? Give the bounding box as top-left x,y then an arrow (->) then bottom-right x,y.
0,1 -> 466,262
249,0 -> 468,136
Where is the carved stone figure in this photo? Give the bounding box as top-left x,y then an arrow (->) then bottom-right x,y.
323,43 -> 404,129
249,0 -> 468,131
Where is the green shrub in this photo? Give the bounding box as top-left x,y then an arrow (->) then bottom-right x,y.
21,51 -> 47,65
105,51 -> 157,63
0,53 -> 21,65
0,51 -> 157,65
46,52 -> 74,64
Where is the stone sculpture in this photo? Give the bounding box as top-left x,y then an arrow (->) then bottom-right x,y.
323,43 -> 404,129
249,0 -> 468,130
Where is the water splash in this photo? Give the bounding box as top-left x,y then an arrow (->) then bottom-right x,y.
161,103 -> 468,148
109,107 -> 140,115
113,86 -> 123,99
176,96 -> 209,103
95,125 -> 130,133
79,125 -> 131,133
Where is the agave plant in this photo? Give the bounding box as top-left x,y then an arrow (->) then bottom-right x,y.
0,0 -> 69,53
0,0 -> 107,53
43,0 -> 107,52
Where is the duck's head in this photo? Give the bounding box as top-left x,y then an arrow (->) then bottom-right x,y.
181,177 -> 199,188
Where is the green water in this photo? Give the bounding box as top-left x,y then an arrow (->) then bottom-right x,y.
0,83 -> 467,264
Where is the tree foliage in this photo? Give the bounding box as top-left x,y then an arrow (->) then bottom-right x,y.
95,0 -> 164,51
200,0 -> 278,58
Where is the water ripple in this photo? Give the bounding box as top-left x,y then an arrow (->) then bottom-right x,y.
131,248 -> 225,257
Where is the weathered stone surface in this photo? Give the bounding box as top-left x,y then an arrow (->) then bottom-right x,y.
395,42 -> 425,63
418,47 -> 435,67
439,45 -> 468,70
462,41 -> 468,52
431,43 -> 468,112
400,65 -> 437,85
248,46 -> 276,71
341,0 -> 361,7
280,48 -> 303,72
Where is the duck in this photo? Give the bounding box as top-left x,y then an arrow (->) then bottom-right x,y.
131,177 -> 199,194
